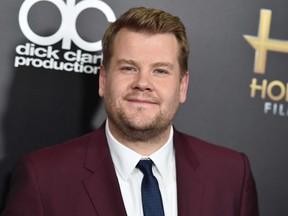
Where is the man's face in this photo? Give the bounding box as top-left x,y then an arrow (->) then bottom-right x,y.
99,28 -> 189,142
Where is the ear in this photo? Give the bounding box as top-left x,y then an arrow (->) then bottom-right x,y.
179,72 -> 189,103
98,64 -> 106,97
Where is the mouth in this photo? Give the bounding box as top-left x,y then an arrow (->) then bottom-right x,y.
124,94 -> 160,106
128,98 -> 158,104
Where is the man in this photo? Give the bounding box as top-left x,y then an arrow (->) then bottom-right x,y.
2,7 -> 259,216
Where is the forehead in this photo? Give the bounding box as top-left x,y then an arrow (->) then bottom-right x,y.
111,28 -> 180,65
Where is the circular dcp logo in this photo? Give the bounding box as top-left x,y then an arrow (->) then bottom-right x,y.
19,0 -> 116,52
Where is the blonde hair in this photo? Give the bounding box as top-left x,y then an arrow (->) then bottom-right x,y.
102,7 -> 189,77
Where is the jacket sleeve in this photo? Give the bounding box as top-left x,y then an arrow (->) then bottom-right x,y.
1,157 -> 45,216
239,153 -> 259,216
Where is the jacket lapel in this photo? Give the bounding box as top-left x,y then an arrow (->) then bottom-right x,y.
174,130 -> 205,216
82,124 -> 127,216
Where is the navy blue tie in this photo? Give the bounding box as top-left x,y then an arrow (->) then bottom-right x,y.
136,159 -> 165,216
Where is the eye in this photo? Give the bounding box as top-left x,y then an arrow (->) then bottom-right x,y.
154,68 -> 169,76
121,66 -> 137,73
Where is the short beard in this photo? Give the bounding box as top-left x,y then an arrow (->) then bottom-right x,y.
105,102 -> 175,143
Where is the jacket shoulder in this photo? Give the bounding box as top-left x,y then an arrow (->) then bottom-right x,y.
174,129 -> 248,170
23,124 -> 106,171
26,131 -> 94,163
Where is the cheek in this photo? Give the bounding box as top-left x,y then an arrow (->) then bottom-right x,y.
160,87 -> 180,107
165,81 -> 186,105
105,79 -> 126,100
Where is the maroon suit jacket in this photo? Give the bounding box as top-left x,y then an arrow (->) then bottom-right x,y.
2,124 -> 259,216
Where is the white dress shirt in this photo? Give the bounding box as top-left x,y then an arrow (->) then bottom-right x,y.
105,120 -> 177,216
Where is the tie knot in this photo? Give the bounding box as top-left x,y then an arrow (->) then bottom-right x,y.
136,159 -> 153,176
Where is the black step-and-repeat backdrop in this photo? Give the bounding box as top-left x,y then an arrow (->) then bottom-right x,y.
1,0 -> 288,215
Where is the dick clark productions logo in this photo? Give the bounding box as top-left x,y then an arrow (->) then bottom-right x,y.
244,9 -> 288,117
14,0 -> 116,74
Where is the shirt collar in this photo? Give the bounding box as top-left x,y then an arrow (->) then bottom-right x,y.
105,120 -> 174,181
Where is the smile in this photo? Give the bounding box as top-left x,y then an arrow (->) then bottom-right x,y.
128,98 -> 158,104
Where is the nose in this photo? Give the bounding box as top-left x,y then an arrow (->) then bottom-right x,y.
131,71 -> 154,91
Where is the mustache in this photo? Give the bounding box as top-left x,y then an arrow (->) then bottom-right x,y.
124,92 -> 160,104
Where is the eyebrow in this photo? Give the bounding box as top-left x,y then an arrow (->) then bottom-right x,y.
116,58 -> 174,70
116,59 -> 139,67
151,62 -> 174,70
